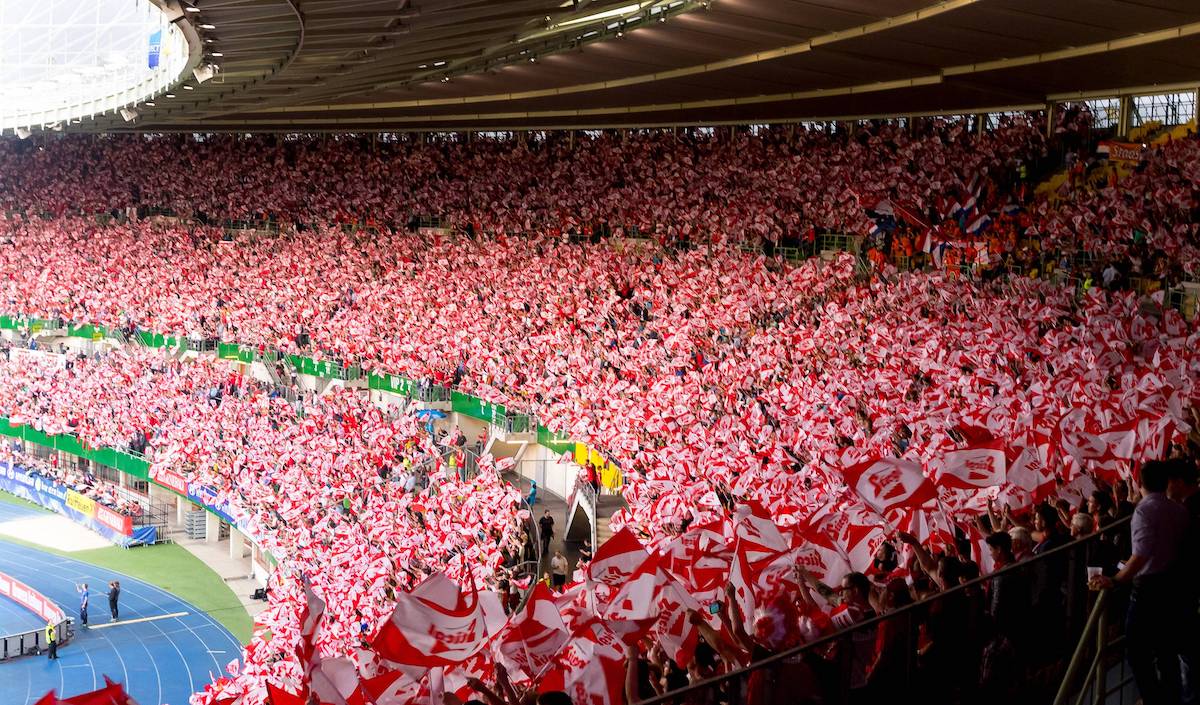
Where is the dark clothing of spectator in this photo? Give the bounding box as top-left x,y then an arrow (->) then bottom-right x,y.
538,514 -> 554,555
1126,492 -> 1190,705
988,562 -> 1031,642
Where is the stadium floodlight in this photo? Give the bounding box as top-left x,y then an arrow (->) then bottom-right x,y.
193,64 -> 218,83
556,3 -> 643,29
120,107 -> 139,122
14,128 -> 31,139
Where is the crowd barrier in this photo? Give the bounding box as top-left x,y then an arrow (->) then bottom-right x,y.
0,569 -> 71,660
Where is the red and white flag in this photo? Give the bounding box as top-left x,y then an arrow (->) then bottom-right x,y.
310,656 -> 360,705
587,527 -> 654,589
932,440 -> 1007,491
841,457 -> 936,515
266,683 -> 307,705
1006,438 -> 1056,503
494,583 -> 570,681
732,499 -> 790,559
539,619 -> 626,705
349,667 -> 423,705
296,580 -> 326,667
587,527 -> 663,624
372,572 -> 505,668
649,567 -> 702,667
1089,419 -> 1139,482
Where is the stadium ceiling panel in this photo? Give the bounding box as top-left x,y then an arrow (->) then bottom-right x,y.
33,0 -> 1200,132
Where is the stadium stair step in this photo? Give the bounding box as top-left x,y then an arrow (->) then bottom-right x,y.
595,517 -> 613,545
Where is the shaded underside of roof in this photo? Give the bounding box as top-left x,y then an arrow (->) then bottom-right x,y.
89,0 -> 1200,132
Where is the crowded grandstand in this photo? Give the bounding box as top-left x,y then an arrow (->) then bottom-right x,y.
2,2 -> 1200,705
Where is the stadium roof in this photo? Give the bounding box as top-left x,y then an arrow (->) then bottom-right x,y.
77,0 -> 1200,132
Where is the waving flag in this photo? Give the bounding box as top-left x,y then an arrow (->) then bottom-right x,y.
495,583 -> 571,680
1007,441 -> 1057,502
732,499 -> 789,559
266,684 -> 307,705
295,580 -> 326,669
350,667 -> 423,705
1088,419 -> 1139,482
373,572 -> 504,668
965,213 -> 993,235
932,440 -> 1007,490
309,656 -> 359,705
587,527 -> 655,591
649,567 -> 702,666
539,619 -> 626,705
842,457 -> 936,514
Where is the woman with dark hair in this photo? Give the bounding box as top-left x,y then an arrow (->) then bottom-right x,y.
1088,489 -> 1115,528
1030,503 -> 1069,664
871,541 -> 899,578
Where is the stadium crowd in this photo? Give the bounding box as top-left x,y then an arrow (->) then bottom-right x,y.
0,349 -> 532,679
0,117 -> 1045,242
0,115 -> 1194,705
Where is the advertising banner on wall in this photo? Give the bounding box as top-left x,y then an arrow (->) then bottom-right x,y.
186,483 -> 237,526
0,463 -> 143,547
148,30 -> 162,69
150,466 -> 189,496
1097,141 -> 1145,162
0,571 -> 64,623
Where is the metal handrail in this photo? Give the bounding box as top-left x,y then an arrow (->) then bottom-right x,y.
577,479 -> 597,509
1054,589 -> 1110,705
520,492 -> 543,580
635,516 -> 1132,705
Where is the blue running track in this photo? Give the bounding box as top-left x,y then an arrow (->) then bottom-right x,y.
0,588 -> 44,633
0,500 -> 243,705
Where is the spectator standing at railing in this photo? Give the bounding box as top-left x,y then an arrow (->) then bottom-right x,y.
1090,460 -> 1191,705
